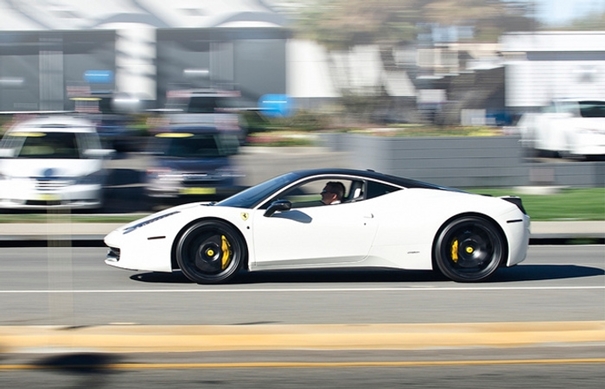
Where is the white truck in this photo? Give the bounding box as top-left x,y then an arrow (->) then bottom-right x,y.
517,99 -> 605,159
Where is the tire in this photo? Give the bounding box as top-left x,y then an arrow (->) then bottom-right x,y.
434,216 -> 505,282
176,220 -> 245,284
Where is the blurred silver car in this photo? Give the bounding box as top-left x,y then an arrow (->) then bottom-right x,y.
0,116 -> 114,210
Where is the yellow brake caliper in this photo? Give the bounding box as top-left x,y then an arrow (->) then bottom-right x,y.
221,235 -> 232,270
451,239 -> 459,263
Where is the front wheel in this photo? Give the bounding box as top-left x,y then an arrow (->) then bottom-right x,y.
176,220 -> 246,284
434,216 -> 505,282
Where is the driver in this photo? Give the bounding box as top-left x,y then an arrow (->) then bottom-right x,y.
320,181 -> 345,205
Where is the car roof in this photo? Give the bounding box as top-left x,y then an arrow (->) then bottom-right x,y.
288,168 -> 462,191
8,116 -> 98,134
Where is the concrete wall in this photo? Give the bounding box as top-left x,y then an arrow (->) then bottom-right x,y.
113,136 -> 604,189
233,147 -> 352,187
320,133 -> 605,188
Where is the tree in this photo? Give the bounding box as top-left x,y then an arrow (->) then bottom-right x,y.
294,0 -> 535,49
295,0 -> 421,50
291,0 -> 536,125
554,11 -> 605,31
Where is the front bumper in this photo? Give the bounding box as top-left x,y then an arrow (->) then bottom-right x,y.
0,183 -> 103,210
505,214 -> 531,267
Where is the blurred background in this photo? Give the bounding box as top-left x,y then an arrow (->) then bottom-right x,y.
0,0 -> 604,212
0,4 -> 604,386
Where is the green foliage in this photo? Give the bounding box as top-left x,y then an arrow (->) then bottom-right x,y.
295,0 -> 421,49
126,114 -> 153,135
246,132 -> 317,147
349,125 -> 501,137
294,0 -> 534,49
244,110 -> 332,134
273,110 -> 332,131
468,188 -> 605,221
242,110 -> 329,146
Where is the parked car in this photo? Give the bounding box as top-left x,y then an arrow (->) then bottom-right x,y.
517,99 -> 605,158
160,88 -> 250,143
0,116 -> 114,210
106,168 -> 530,284
144,125 -> 244,209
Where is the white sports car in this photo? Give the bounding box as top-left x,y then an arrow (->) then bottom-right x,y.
105,169 -> 530,283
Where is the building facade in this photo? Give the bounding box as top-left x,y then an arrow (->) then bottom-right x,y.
501,31 -> 605,112
0,0 -> 289,111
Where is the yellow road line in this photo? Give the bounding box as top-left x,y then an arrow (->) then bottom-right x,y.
2,359 -> 605,371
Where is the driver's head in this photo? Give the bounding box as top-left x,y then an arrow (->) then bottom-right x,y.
321,181 -> 345,204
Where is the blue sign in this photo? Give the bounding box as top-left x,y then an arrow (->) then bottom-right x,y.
84,70 -> 113,84
258,94 -> 292,117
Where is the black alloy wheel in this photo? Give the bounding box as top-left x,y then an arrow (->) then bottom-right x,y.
176,220 -> 245,284
434,216 -> 505,282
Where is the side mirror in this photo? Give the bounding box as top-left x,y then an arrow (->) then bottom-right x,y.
263,199 -> 292,217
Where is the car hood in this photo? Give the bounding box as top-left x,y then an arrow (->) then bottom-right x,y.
0,158 -> 102,178
153,156 -> 231,173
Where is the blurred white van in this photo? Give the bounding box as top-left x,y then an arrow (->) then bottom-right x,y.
0,116 -> 115,210
517,99 -> 605,158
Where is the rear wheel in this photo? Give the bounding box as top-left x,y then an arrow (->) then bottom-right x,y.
176,220 -> 245,284
434,216 -> 505,282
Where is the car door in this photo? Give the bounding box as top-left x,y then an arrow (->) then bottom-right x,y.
250,200 -> 378,268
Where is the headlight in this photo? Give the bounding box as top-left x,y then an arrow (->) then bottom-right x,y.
123,210 -> 180,234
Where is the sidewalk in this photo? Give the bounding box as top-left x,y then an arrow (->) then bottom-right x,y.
529,221 -> 605,240
1,321 -> 605,353
0,221 -> 603,241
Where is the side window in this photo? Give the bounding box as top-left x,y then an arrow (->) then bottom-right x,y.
20,132 -> 80,159
366,181 -> 401,199
261,179 -> 353,209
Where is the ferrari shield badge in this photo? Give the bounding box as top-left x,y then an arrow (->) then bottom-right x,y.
240,212 -> 249,221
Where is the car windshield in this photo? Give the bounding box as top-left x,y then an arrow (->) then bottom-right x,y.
216,172 -> 300,209
578,101 -> 605,118
153,133 -> 239,158
6,131 -> 82,159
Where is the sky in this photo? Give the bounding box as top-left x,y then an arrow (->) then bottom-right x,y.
536,0 -> 605,25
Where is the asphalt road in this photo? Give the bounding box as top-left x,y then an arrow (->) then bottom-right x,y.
0,245 -> 603,326
1,245 -> 603,387
2,350 -> 605,389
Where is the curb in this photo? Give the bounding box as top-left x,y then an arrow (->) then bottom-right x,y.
1,322 -> 605,354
